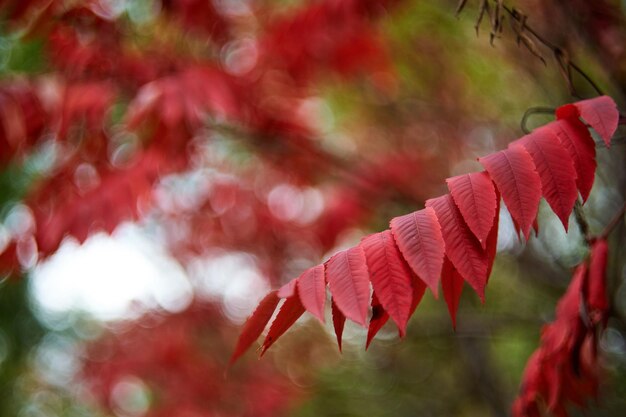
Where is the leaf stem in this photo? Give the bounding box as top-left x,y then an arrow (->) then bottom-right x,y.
520,106 -> 555,133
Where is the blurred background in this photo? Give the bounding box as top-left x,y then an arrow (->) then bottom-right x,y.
0,0 -> 625,416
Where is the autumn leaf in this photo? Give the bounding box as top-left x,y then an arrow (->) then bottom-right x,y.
479,145 -> 541,239
517,126 -> 578,230
446,171 -> 497,247
546,118 -> 597,202
556,95 -> 619,147
427,194 -> 488,301
325,246 -> 371,327
261,291 -> 306,355
390,207 -> 445,296
361,230 -> 414,335
230,291 -> 280,365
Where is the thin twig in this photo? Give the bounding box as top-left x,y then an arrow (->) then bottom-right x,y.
499,4 -> 604,97
569,62 -> 605,97
600,201 -> 626,240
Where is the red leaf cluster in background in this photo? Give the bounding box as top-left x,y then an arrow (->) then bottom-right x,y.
513,239 -> 610,417
0,81 -> 46,163
0,0 -> 401,274
82,302 -> 303,417
232,95 -> 618,362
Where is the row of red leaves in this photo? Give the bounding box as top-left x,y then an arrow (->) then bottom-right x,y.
231,95 -> 619,365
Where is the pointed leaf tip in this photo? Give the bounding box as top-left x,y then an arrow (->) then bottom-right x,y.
261,291 -> 305,356
230,290 -> 280,366
277,278 -> 297,298
441,258 -> 464,330
366,293 -> 390,349
331,298 -> 346,352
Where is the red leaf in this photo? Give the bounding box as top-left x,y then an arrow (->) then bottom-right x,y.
555,263 -> 587,320
325,246 -> 371,326
546,118 -> 596,202
366,293 -> 390,349
360,230 -> 414,334
446,171 -> 497,248
296,264 -> 326,323
408,273 -> 427,318
479,145 -> 541,239
426,194 -> 488,301
390,207 -> 445,296
518,127 -> 578,230
331,298 -> 346,352
557,96 -> 619,147
230,291 -> 280,365
277,278 -> 297,298
587,239 -> 609,324
441,258 -> 464,329
485,193 -> 500,282
261,292 -> 305,355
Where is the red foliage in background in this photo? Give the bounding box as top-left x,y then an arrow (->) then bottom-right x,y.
82,302 -> 303,417
513,239 -> 610,417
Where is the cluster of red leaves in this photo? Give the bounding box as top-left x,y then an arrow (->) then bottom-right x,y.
231,95 -> 618,364
82,302 -> 302,417
0,0 -> 397,272
512,239 -> 610,417
0,81 -> 46,163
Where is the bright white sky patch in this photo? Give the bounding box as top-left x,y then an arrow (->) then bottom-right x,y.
188,252 -> 271,324
31,224 -> 193,323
